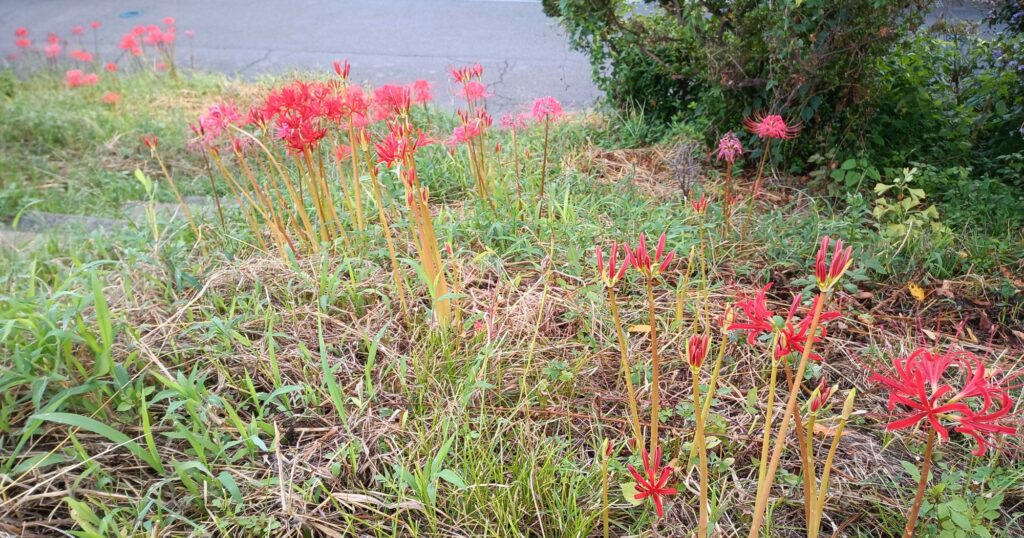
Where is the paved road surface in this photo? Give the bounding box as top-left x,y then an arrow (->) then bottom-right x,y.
1,0 -> 601,112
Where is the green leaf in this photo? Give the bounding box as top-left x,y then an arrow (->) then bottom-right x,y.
620,482 -> 644,506
217,471 -> 244,504
31,412 -> 163,472
437,469 -> 466,489
841,158 -> 858,170
900,460 -> 920,481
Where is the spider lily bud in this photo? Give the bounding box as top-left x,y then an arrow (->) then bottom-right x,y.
841,388 -> 857,420
815,236 -> 853,292
688,333 -> 710,370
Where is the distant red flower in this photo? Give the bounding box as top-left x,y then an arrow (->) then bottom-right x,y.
690,194 -> 709,215
744,113 -> 801,140
459,80 -> 488,102
688,333 -> 710,369
105,62 -> 118,72
500,111 -> 529,131
163,17 -> 176,26
335,144 -> 352,161
870,348 -> 1016,455
184,30 -> 196,39
141,134 -> 159,149
627,447 -> 677,518
70,49 -> 93,63
332,59 -> 350,79
119,34 -> 141,56
531,96 -> 563,122
716,131 -> 743,164
375,123 -> 431,169
374,84 -> 411,117
410,79 -> 432,104
71,25 -> 85,37
15,38 -> 30,49
451,63 -> 483,83
102,91 -> 121,105
90,21 -> 101,30
65,69 -> 99,88
44,42 -> 62,59
625,232 -> 675,280
46,33 -> 59,45
594,241 -> 629,288
728,284 -> 778,344
815,236 -> 853,292
15,27 -> 28,38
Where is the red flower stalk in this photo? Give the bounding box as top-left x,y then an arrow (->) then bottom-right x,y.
332,59 -> 351,80
716,131 -> 743,164
691,194 -> 709,215
870,348 -> 1015,455
594,241 -> 629,288
627,447 -> 677,518
625,232 -> 675,280
744,113 -> 801,140
141,134 -> 159,150
815,236 -> 854,292
688,333 -> 710,369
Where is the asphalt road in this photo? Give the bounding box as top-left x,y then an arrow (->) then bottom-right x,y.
1,0 -> 601,112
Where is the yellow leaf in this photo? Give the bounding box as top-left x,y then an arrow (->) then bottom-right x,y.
628,324 -> 651,333
908,282 -> 926,302
813,423 -> 846,438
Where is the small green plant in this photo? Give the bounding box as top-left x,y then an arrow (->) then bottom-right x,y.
872,167 -> 952,250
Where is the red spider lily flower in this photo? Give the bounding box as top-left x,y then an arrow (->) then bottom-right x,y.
44,42 -> 62,59
375,124 -> 431,169
690,194 -> 709,215
500,111 -> 529,131
105,62 -> 118,72
728,284 -> 777,344
15,27 -> 28,38
335,144 -> 352,162
459,80 -> 488,102
451,63 -> 483,83
15,38 -> 30,49
688,333 -> 710,369
531,96 -> 563,122
332,59 -> 350,80
102,92 -> 121,105
141,134 -> 159,150
119,34 -> 141,56
90,21 -> 101,30
776,295 -> 841,361
625,232 -> 675,280
809,378 -> 833,413
627,447 -> 677,518
70,49 -> 93,63
65,69 -> 99,88
373,84 -> 412,116
716,131 -> 743,164
594,241 -> 629,288
411,79 -> 432,104
815,236 -> 854,292
47,33 -> 59,45
870,348 -> 1016,454
163,17 -> 176,26
71,25 -> 85,37
184,30 -> 195,39
448,122 -> 482,146
744,113 -> 801,140
603,438 -> 615,458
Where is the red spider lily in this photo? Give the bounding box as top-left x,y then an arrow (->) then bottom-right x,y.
809,378 -> 833,413
691,194 -> 709,215
594,241 -> 629,288
184,30 -> 195,39
870,348 -> 1016,455
729,284 -> 782,344
815,236 -> 854,292
459,80 -> 488,102
141,134 -> 159,150
688,333 -> 710,369
163,17 -> 175,26
373,84 -> 411,117
776,295 -> 841,361
70,49 -> 93,63
332,59 -> 351,80
65,69 -> 99,88
119,34 -> 141,56
71,25 -> 85,37
744,113 -> 801,140
411,79 -> 432,104
15,38 -> 30,49
625,232 -> 675,280
102,92 -> 121,105
190,102 -> 244,152
451,63 -> 483,83
627,447 -> 678,518
46,33 -> 59,45
500,111 -> 529,131
15,27 -> 28,38
90,21 -> 101,30
375,123 -> 431,170
716,131 -> 743,164
531,96 -> 563,122
44,43 -> 62,59
335,143 -> 352,161
105,63 -> 118,72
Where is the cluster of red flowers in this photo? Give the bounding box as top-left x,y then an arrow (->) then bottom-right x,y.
189,102 -> 245,153
729,282 -> 841,361
871,348 -> 1016,455
119,18 -> 177,57
716,131 -> 743,164
65,69 -> 99,88
744,113 -> 801,140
